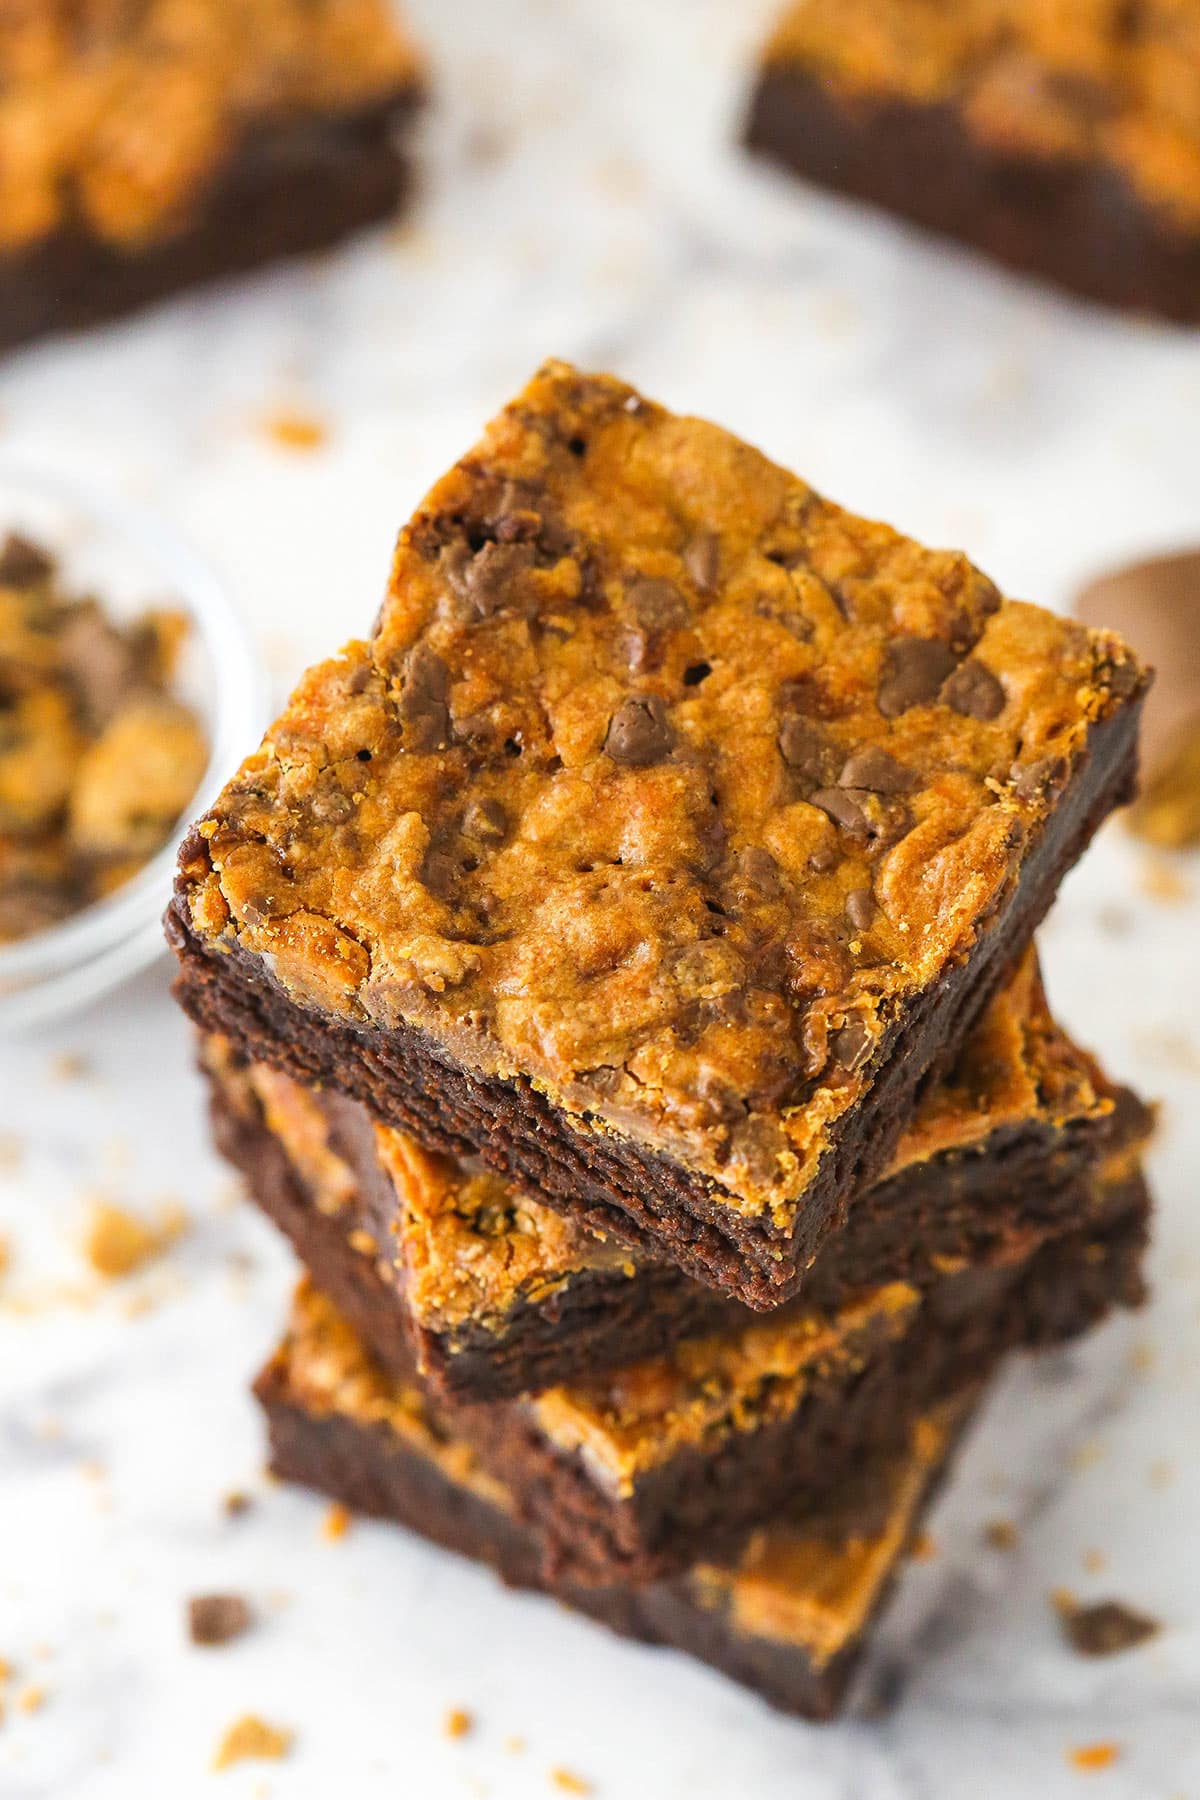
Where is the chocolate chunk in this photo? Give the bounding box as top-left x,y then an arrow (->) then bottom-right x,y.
942,658 -> 1006,721
604,694 -> 674,766
808,842 -> 837,873
0,533 -> 55,587
1058,1599 -> 1159,1658
1012,755 -> 1068,803
830,1016 -> 873,1071
188,1593 -> 253,1647
627,577 -> 687,632
811,787 -> 869,838
778,716 -> 827,781
397,646 -> 450,752
837,746 -> 919,793
877,637 -> 957,718
683,532 -> 720,595
446,540 -> 534,617
734,845 -> 781,898
845,887 -> 875,930
462,796 -> 507,845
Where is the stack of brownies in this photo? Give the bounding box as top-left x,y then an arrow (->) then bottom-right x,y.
168,362 -> 1154,1719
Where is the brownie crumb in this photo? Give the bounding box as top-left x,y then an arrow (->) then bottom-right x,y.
211,1714 -> 293,1770
81,1199 -> 187,1278
223,1490 -> 252,1518
984,1519 -> 1017,1551
1067,1742 -> 1120,1773
262,408 -> 329,453
1057,1597 -> 1160,1658
188,1594 -> 253,1647
550,1771 -> 592,1796
443,1707 -> 473,1740
321,1501 -> 352,1541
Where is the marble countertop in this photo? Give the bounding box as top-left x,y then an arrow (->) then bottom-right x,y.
1,2 -> 1199,1795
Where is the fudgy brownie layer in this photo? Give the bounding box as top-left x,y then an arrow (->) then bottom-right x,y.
217,1073 -> 1148,1584
461,1195 -> 1147,1587
206,1018 -> 1137,1401
745,66 -> 1200,324
169,676 -> 1144,1311
0,94 -> 420,356
256,1359 -> 973,1723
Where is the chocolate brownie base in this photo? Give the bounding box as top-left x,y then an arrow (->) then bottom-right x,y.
0,92 -> 421,357
217,1073 -> 1148,1585
168,675 -> 1144,1312
745,66 -> 1200,325
256,1361 -> 974,1723
208,1045 -> 1137,1402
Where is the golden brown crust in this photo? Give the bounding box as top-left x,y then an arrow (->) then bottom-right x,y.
179,361 -> 1145,1229
762,0 -> 1200,228
0,0 -> 423,251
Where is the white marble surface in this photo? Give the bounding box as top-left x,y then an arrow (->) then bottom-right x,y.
2,2 -> 1199,1794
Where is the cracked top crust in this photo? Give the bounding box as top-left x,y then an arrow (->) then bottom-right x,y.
270,1277 -> 961,1659
762,0 -> 1200,228
177,360 -> 1146,1230
0,0 -> 423,252
212,951 -> 1116,1339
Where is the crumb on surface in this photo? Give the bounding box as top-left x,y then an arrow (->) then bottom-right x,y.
1137,854 -> 1192,905
321,1501 -> 352,1541
261,408 -> 329,452
550,1770 -> 592,1795
504,1736 -> 526,1755
223,1490 -> 252,1518
1068,1741 -> 1121,1772
188,1594 -> 253,1647
16,1685 -> 46,1715
212,1715 -> 293,1771
1083,1548 -> 1107,1574
0,1135 -> 23,1172
49,1051 -> 90,1081
1149,1459 -> 1174,1489
909,1530 -> 937,1561
984,1519 -> 1017,1551
81,1198 -> 187,1278
444,1707 -> 473,1740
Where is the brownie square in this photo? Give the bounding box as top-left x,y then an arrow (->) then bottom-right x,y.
169,360 -> 1149,1307
0,2 -> 424,354
204,951 -> 1137,1402
745,0 -> 1200,323
256,1309 -> 978,1722
229,1069 -> 1149,1585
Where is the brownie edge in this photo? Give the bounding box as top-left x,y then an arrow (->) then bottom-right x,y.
745,64 -> 1200,325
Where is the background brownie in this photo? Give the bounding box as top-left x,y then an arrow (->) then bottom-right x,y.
256,1302 -> 979,1722
169,360 -> 1149,1309
746,0 -> 1200,323
0,1 -> 424,354
204,952 -> 1139,1401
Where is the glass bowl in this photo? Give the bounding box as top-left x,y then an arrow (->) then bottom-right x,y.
0,467 -> 261,1033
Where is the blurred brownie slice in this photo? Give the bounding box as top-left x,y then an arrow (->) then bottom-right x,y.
257,1300 -> 979,1721
0,1 -> 424,352
746,0 -> 1200,322
203,952 -> 1135,1401
169,360 -> 1149,1307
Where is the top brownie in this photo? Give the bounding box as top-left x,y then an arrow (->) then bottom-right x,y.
758,0 -> 1200,237
170,360 -> 1148,1306
0,0 -> 422,257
